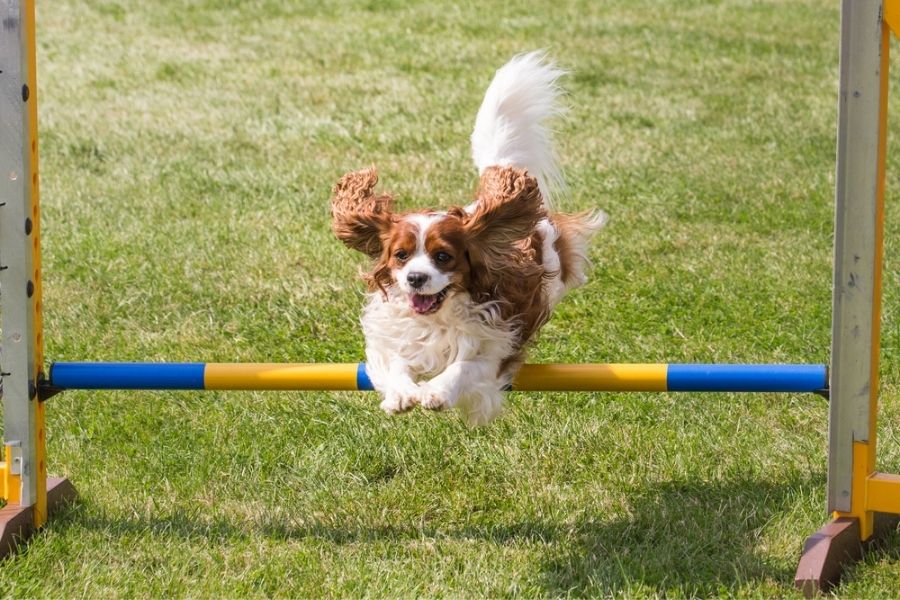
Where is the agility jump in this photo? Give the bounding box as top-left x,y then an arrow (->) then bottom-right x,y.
1,0 -> 899,596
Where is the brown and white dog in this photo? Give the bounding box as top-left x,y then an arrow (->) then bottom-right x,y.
331,52 -> 606,425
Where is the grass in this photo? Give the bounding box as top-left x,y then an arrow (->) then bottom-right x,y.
1,0 -> 899,596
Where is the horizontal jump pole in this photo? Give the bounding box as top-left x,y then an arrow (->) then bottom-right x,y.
47,362 -> 828,394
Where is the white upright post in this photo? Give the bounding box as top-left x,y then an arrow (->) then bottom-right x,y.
0,0 -> 43,520
827,0 -> 887,539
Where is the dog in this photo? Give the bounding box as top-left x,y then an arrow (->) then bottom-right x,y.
331,51 -> 606,425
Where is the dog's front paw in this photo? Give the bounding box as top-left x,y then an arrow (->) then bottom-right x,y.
419,383 -> 454,411
379,384 -> 422,415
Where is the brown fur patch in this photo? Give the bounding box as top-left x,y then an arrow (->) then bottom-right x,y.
424,217 -> 471,284
464,167 -> 551,375
369,217 -> 420,293
550,212 -> 598,287
331,168 -> 395,258
467,166 -> 546,247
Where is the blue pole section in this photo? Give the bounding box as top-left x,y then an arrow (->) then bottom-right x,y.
356,363 -> 373,391
666,364 -> 827,392
49,362 -> 206,390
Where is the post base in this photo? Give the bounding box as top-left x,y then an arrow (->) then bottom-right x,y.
794,517 -> 862,597
794,514 -> 900,597
0,477 -> 77,559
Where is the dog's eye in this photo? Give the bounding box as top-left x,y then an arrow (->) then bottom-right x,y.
435,251 -> 452,264
394,249 -> 409,261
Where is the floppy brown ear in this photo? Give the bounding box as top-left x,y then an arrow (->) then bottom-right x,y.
465,166 -> 545,251
331,168 -> 394,258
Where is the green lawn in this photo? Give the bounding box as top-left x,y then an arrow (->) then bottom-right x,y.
1,0 -> 899,596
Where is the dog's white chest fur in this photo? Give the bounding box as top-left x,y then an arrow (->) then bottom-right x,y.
362,290 -> 516,382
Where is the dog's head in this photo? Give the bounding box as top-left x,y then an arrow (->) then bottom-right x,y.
331,166 -> 545,315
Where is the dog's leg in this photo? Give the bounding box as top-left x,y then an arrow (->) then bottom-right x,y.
421,361 -> 506,425
420,360 -> 503,412
367,353 -> 422,415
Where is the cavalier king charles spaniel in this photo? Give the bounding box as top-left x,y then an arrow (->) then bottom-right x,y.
331,51 -> 606,425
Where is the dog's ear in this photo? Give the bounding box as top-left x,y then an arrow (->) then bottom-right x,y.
464,166 -> 545,256
331,168 -> 394,258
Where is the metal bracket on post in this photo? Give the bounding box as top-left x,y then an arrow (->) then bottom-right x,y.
7,443 -> 22,476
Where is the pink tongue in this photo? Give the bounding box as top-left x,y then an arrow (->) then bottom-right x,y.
411,293 -> 438,314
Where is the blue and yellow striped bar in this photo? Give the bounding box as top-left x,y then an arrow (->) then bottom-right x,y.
47,362 -> 827,393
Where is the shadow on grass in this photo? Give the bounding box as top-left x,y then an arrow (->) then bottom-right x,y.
51,474 -> 836,595
537,476 -> 817,596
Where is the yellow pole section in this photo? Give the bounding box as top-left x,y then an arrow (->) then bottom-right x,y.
512,363 -> 668,392
204,363 -> 361,391
202,363 -> 670,392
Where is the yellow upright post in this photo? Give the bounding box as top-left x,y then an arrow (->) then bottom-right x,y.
22,0 -> 47,529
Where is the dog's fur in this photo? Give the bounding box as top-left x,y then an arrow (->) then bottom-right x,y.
331,51 -> 606,425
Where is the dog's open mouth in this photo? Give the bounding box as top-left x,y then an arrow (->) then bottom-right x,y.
410,288 -> 449,315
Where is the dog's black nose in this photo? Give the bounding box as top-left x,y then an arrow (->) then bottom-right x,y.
407,272 -> 429,289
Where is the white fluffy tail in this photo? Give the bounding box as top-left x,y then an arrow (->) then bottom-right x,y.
471,51 -> 566,210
